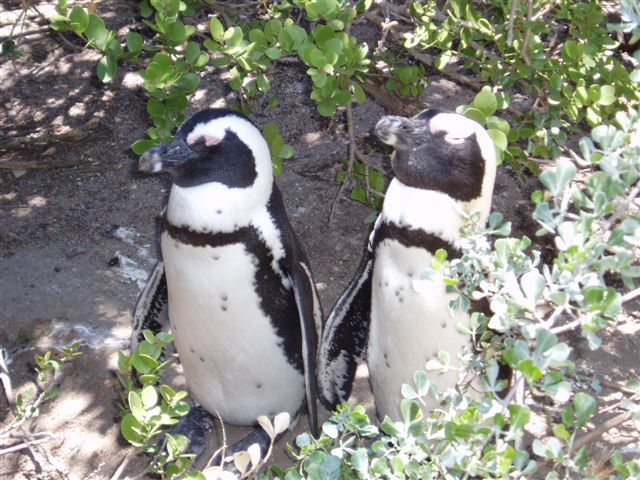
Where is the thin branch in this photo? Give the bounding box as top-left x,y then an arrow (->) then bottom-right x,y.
0,435 -> 58,455
572,410 -> 635,452
109,448 -> 138,480
0,117 -> 101,152
329,101 -> 357,223
599,378 -> 639,396
604,181 -> 640,230
531,0 -> 561,21
507,0 -> 518,45
0,349 -> 14,406
621,287 -> 640,304
520,0 -> 533,66
550,319 -> 581,335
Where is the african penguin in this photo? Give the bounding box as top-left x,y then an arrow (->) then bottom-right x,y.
317,109 -> 497,420
136,109 -> 322,441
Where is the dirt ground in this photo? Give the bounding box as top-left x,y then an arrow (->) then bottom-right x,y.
1,2 -> 638,479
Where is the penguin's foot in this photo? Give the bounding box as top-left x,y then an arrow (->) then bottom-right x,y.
209,426 -> 274,469
166,404 -> 216,458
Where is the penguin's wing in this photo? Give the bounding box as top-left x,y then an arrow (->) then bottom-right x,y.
288,259 -> 322,437
317,242 -> 374,411
131,261 -> 168,349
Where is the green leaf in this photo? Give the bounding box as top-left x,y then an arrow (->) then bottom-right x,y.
141,385 -> 158,409
265,47 -> 281,60
488,128 -> 508,151
474,86 -> 498,116
317,101 -> 336,117
69,7 -> 89,34
85,14 -> 110,51
597,85 -> 616,106
353,83 -> 366,103
209,17 -> 224,40
224,26 -> 243,47
278,145 -> 294,159
132,139 -> 159,155
320,455 -> 341,480
400,399 -> 421,423
518,359 -> 543,383
126,31 -> 144,53
128,391 -> 145,421
413,370 -> 430,397
121,413 -> 144,446
146,98 -> 165,118
508,404 -> 531,429
462,107 -> 486,124
486,116 -> 510,135
96,54 -> 117,83
434,51 -> 451,70
573,392 -> 597,427
166,21 -> 187,43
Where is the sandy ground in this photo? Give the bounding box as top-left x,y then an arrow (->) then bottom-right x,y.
1,2 -> 638,479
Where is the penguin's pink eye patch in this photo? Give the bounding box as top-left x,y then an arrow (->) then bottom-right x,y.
187,134 -> 221,146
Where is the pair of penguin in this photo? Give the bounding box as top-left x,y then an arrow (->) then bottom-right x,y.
134,107 -> 497,457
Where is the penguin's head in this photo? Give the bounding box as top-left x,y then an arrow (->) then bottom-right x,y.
375,108 -> 496,221
139,109 -> 272,189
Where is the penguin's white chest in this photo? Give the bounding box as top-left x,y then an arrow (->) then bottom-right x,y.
368,239 -> 474,420
161,233 -> 304,426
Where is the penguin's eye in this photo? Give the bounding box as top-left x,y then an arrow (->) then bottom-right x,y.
187,136 -> 208,153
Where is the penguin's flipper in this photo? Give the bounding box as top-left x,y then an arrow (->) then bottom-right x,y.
289,260 -> 322,437
318,249 -> 374,411
131,261 -> 168,349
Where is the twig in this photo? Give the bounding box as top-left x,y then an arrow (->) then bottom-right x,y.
571,410 -> 635,453
206,407 -> 228,469
0,435 -> 58,455
0,117 -> 101,152
0,349 -> 14,406
329,101 -> 357,223
604,181 -> 640,230
374,2 -> 394,56
0,159 -> 86,170
531,0 -> 561,21
599,378 -> 639,396
621,287 -> 640,305
520,0 -> 533,66
109,448 -> 138,480
598,394 -> 640,415
550,319 -> 581,335
507,0 -> 518,45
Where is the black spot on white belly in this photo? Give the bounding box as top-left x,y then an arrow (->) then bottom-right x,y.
190,347 -> 195,353
256,383 -> 262,389
212,254 -> 219,260
221,293 -> 228,301
216,209 -> 222,215
221,305 -> 228,312
441,321 -> 447,328
199,356 -> 205,362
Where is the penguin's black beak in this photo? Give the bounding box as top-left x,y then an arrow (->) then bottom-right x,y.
139,138 -> 196,173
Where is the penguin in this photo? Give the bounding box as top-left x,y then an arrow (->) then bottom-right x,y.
135,108 -> 322,450
317,108 -> 497,420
